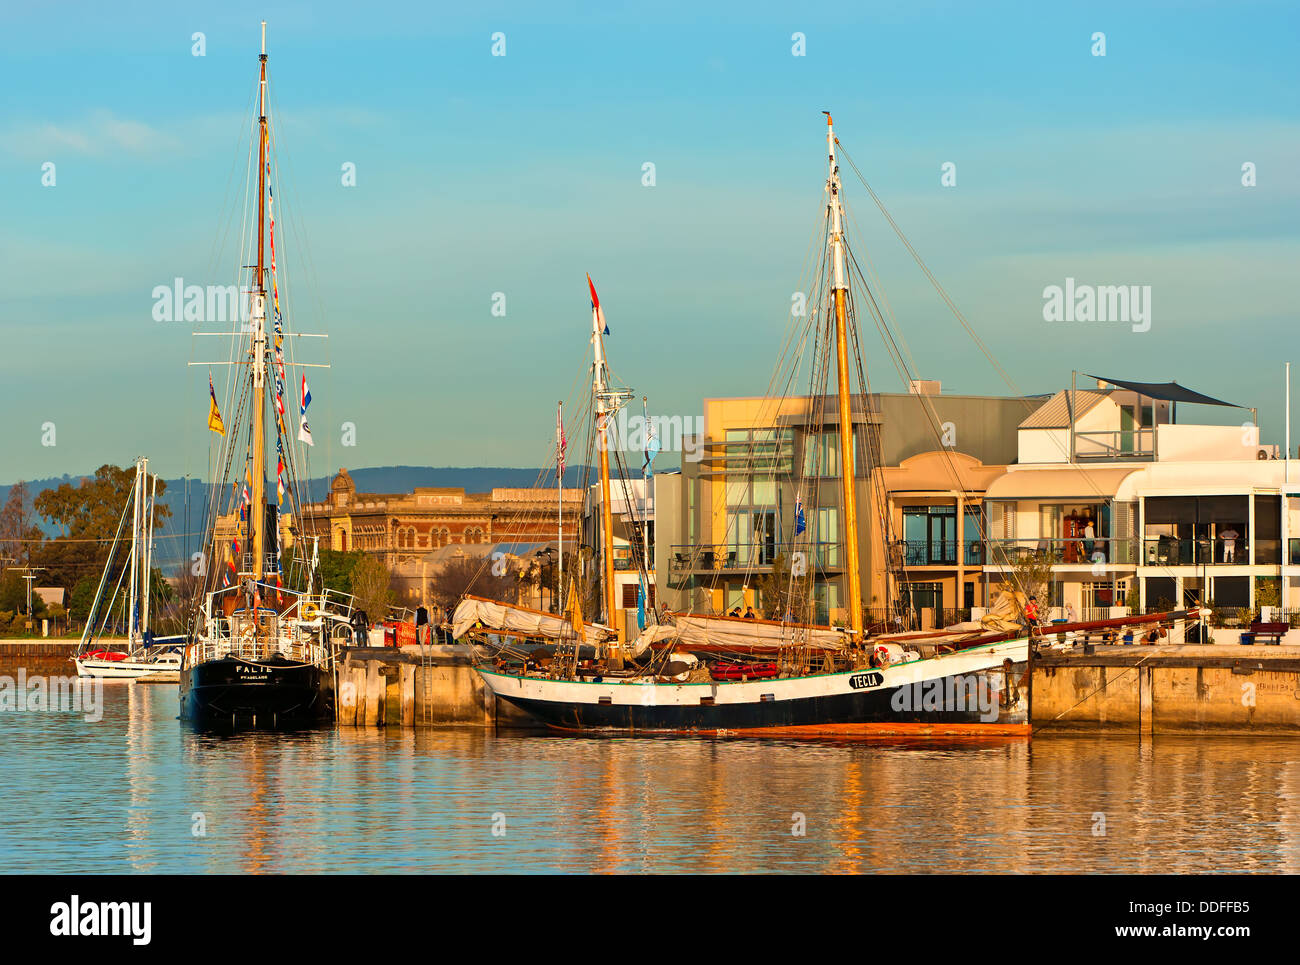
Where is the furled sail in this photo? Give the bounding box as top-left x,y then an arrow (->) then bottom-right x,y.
453,595 -> 614,648
633,613 -> 851,654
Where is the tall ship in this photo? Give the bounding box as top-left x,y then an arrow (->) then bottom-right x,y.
74,457 -> 184,679
457,114 -> 1203,737
179,24 -> 350,727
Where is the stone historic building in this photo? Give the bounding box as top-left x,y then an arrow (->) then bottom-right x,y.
295,468 -> 583,602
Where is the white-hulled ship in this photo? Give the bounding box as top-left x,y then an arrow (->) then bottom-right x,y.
74,457 -> 185,679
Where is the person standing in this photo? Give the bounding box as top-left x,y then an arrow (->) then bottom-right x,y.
1082,516 -> 1096,559
415,603 -> 429,645
1220,526 -> 1239,563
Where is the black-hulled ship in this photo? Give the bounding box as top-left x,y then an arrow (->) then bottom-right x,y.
180,22 -> 346,728
464,114 -> 1206,737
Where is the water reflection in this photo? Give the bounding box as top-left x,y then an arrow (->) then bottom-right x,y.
2,684 -> 1299,873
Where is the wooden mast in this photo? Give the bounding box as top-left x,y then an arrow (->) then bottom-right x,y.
590,279 -> 621,665
250,21 -> 269,582
825,113 -> 864,642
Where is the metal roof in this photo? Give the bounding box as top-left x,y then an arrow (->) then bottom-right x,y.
1018,389 -> 1112,429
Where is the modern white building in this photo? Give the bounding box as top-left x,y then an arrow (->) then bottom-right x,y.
581,475 -> 656,638
982,377 -> 1297,620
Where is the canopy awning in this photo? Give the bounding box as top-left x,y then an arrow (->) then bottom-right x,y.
985,467 -> 1139,502
1086,375 -> 1242,408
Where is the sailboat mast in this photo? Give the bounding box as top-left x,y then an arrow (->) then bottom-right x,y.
127,458 -> 141,641
142,462 -> 156,637
825,113 -> 864,642
556,400 -> 564,613
591,289 -> 620,656
250,21 -> 269,582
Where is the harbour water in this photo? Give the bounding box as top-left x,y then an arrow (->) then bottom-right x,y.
2,682 -> 1299,874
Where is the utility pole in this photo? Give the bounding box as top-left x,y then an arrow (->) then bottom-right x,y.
18,566 -> 45,630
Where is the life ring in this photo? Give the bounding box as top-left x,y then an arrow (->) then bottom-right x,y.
301,602 -> 319,621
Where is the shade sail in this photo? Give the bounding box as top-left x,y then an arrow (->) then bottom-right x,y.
1086,375 -> 1242,408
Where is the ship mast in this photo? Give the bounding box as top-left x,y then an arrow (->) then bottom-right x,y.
587,276 -> 632,666
250,21 -> 269,582
593,298 -> 619,663
825,113 -> 864,642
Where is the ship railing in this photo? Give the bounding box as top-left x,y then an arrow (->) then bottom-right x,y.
188,614 -> 328,667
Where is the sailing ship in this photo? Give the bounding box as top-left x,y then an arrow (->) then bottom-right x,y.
462,114 -> 1206,737
74,457 -> 185,679
179,23 -> 347,727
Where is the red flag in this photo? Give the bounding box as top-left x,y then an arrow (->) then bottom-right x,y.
586,273 -> 608,335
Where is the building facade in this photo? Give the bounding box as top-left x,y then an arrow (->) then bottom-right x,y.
981,380 -> 1297,621
653,386 -> 1045,625
295,468 -> 583,602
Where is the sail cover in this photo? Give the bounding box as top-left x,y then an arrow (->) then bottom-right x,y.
633,614 -> 850,653
452,596 -> 613,648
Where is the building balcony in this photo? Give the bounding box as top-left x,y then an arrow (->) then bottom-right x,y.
1073,428 -> 1155,461
1141,536 -> 1277,566
668,542 -> 841,572
985,538 -> 1137,567
897,539 -> 985,567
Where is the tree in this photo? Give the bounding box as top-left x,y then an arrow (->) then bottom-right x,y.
350,553 -> 394,621
1003,549 -> 1057,620
317,548 -> 364,596
0,481 -> 42,568
756,552 -> 810,621
427,554 -> 517,610
33,465 -> 170,594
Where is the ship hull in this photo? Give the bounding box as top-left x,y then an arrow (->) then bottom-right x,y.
480,638 -> 1030,738
179,656 -> 331,728
75,655 -> 182,679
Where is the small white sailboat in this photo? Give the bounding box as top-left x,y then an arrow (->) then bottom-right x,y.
74,457 -> 185,679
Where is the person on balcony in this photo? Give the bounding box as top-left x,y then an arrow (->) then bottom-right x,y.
1082,517 -> 1096,559
1220,527 -> 1240,563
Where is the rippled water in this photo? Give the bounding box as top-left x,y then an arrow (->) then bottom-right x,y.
2,681 -> 1299,873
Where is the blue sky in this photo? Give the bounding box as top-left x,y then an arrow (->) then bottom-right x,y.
1,0 -> 1297,484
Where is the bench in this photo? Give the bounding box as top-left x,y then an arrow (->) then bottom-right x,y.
1241,621 -> 1288,645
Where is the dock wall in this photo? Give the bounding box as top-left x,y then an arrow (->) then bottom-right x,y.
334,644 -> 503,727
1033,644 -> 1300,735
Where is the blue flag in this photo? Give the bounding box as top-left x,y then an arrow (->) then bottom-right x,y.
795,492 -> 806,536
637,581 -> 646,630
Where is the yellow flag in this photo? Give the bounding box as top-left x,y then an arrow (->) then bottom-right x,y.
207,373 -> 225,436
567,577 -> 585,641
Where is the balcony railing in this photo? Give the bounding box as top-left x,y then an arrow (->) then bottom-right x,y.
612,550 -> 653,571
985,537 -> 1136,567
668,542 -> 841,571
897,540 -> 987,567
1074,428 -> 1155,460
900,539 -> 956,566
1141,536 -> 1259,566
